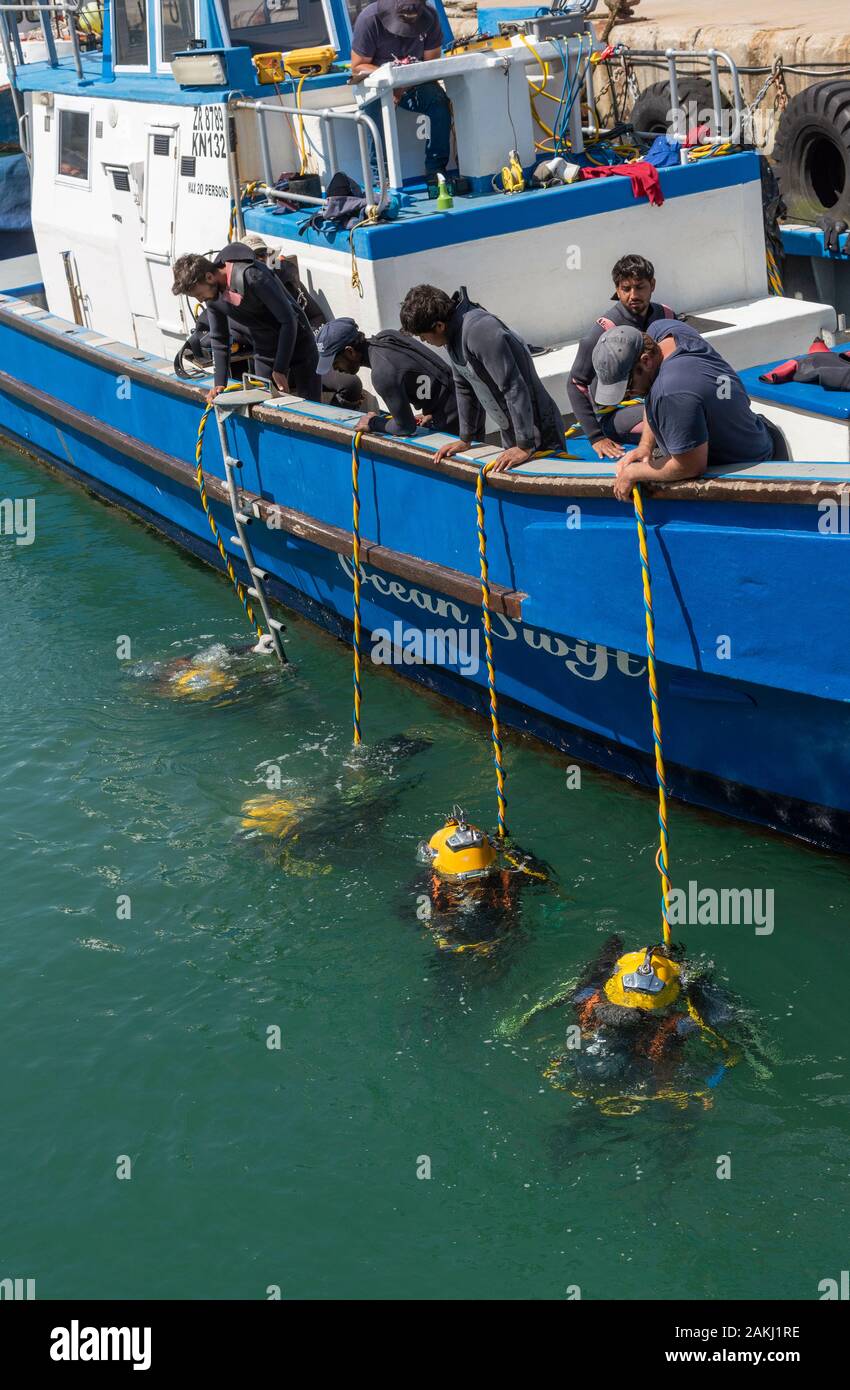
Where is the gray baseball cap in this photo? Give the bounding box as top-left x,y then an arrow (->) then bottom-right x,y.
592,324 -> 645,407
243,232 -> 269,255
316,317 -> 361,375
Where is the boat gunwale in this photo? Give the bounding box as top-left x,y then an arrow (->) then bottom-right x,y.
2,296 -> 849,509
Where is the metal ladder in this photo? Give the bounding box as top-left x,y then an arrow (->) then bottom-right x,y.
213,388 -> 287,665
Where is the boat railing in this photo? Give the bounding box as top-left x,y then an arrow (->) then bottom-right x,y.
627,47 -> 745,145
0,1 -> 85,81
231,98 -> 389,216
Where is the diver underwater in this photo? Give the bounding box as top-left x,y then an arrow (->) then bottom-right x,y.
139,637 -> 279,702
239,732 -> 434,877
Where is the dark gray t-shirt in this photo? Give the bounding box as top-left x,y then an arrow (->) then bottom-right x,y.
351,3 -> 443,64
645,320 -> 773,465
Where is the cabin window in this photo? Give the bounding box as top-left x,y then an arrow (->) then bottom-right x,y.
57,109 -> 90,181
221,0 -> 331,57
113,0 -> 150,68
159,0 -> 198,62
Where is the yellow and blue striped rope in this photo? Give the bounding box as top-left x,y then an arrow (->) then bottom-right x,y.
632,483 -> 671,945
195,388 -> 264,642
351,430 -> 364,745
766,245 -> 784,296
476,459 -> 508,837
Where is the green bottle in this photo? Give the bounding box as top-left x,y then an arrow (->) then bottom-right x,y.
436,173 -> 453,211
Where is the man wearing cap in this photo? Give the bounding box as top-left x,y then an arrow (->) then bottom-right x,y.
171,240 -> 320,403
349,0 -> 450,183
592,319 -> 785,501
316,316 -> 460,436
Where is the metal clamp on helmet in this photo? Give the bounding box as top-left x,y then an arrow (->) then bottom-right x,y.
420,810 -> 497,879
603,944 -> 681,1011
621,944 -> 669,996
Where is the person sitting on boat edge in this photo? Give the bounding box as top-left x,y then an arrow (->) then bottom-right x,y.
399,284 -> 565,472
568,253 -> 678,461
171,243 -> 320,404
592,320 -> 788,502
349,0 -> 451,190
315,315 -> 462,437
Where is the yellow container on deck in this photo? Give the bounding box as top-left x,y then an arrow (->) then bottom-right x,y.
446,34 -> 510,57
254,47 -> 336,83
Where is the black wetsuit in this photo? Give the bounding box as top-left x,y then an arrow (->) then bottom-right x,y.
418,845 -> 552,954
445,288 -> 565,452
361,330 -> 460,436
206,242 -> 320,397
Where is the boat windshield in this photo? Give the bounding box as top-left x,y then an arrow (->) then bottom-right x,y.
221,0 -> 333,57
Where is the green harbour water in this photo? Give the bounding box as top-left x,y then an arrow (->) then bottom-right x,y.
2,438 -> 850,1302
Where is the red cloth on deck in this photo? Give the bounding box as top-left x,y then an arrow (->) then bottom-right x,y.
580,161 -> 665,206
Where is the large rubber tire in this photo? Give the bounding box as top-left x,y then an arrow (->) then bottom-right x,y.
773,80 -> 850,222
629,77 -> 729,138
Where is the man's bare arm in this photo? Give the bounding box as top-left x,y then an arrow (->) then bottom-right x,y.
349,49 -> 379,81
613,442 -> 708,500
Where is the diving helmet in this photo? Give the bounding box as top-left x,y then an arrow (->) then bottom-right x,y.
421,810 -> 497,878
603,944 -> 681,1011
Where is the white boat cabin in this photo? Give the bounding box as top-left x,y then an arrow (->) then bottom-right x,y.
2,0 -> 839,443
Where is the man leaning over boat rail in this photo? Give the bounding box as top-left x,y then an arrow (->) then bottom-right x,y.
593,320 -> 788,502
171,243 -> 320,404
315,315 -> 461,438
400,284 -> 565,473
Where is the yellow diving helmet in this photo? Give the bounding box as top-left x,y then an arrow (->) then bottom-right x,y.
424,811 -> 497,879
240,794 -> 309,838
170,664 -> 237,697
604,944 -> 681,1011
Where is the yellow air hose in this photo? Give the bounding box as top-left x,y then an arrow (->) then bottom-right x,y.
475,459 -> 509,837
295,72 -> 309,175
351,431 -> 364,744
632,483 -> 672,946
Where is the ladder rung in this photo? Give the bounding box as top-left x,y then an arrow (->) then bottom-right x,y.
235,512 -> 252,524
250,567 -> 268,580
269,619 -> 285,632
225,456 -> 242,469
229,535 -> 244,547
247,586 -> 260,599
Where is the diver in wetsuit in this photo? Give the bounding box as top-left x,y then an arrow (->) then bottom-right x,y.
239,734 -> 433,876
152,638 -> 276,700
171,242 -> 320,402
554,935 -> 743,1111
413,809 -> 553,955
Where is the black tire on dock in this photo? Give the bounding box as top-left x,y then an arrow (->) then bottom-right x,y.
629,77 -> 729,138
773,80 -> 850,222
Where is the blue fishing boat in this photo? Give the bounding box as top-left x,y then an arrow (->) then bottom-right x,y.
1,0 -> 849,850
